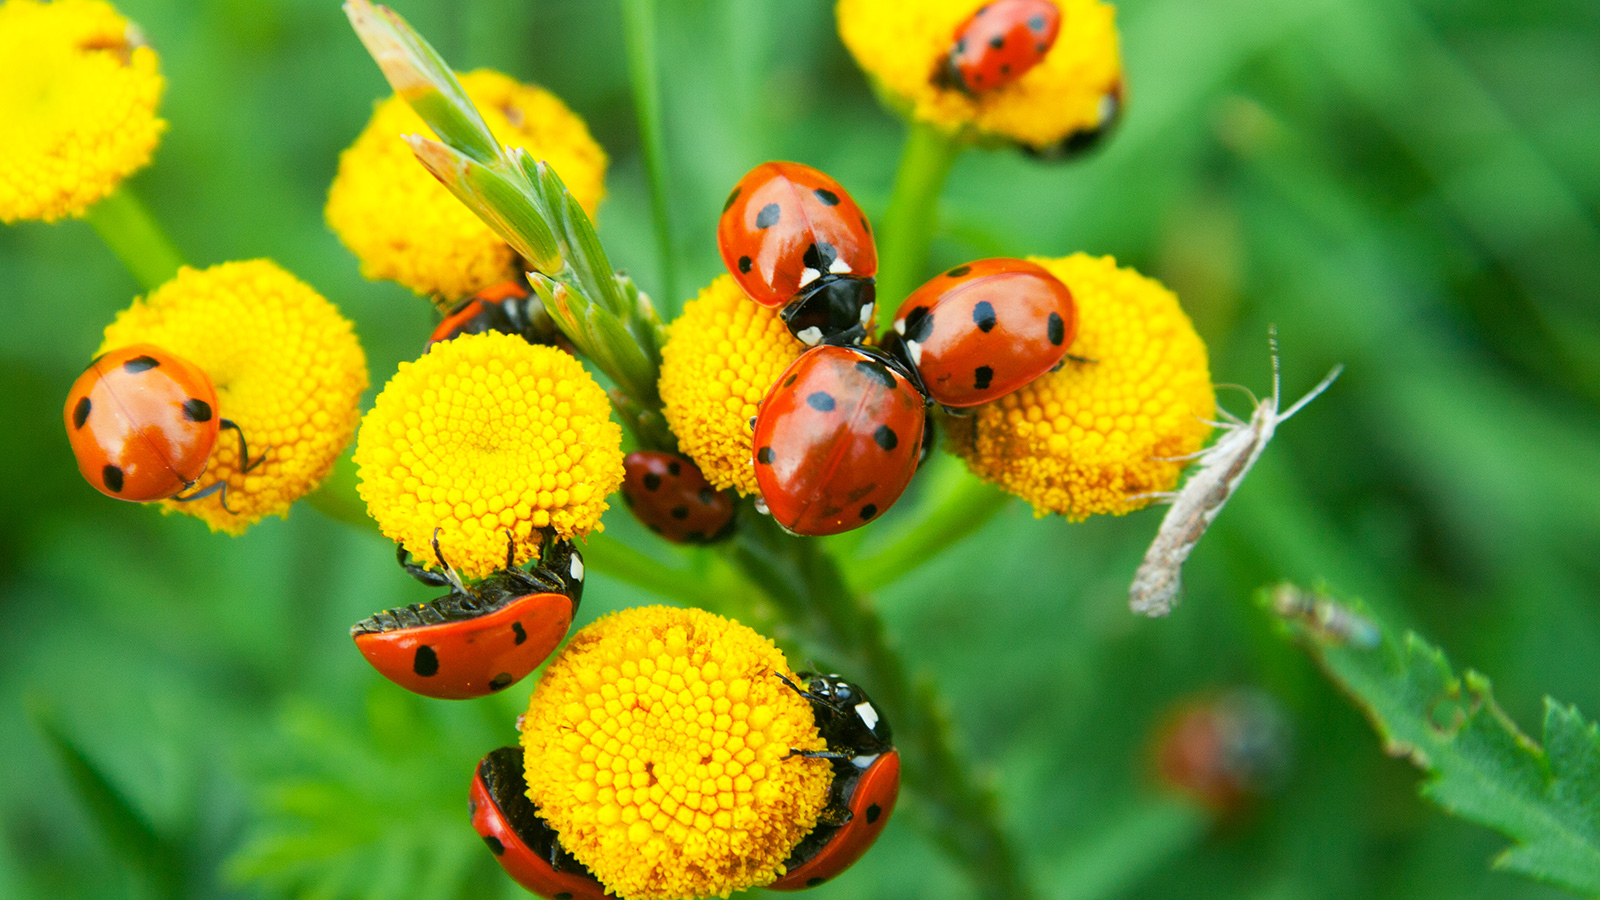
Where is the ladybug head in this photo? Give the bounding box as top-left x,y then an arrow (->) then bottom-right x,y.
781,275 -> 876,348
792,672 -> 894,751
530,534 -> 585,606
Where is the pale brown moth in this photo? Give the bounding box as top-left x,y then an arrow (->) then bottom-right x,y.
1128,331 -> 1343,617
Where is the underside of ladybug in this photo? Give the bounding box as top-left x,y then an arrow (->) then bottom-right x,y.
350,530 -> 584,699
472,746 -> 614,900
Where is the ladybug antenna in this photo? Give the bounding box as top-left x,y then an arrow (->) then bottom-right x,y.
429,527 -> 470,595
774,671 -> 848,715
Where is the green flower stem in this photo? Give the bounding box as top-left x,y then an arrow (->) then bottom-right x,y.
621,0 -> 679,308
850,457 -> 1011,593
305,452 -> 374,533
84,186 -> 185,291
874,120 -> 964,334
726,519 -> 1034,900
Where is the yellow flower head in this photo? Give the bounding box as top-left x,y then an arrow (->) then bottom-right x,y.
946,254 -> 1214,518
0,0 -> 165,223
520,605 -> 832,900
99,260 -> 369,533
326,69 -> 608,303
837,0 -> 1122,151
354,331 -> 622,580
659,275 -> 804,497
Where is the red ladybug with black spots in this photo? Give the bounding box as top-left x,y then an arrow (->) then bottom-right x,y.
752,345 -> 927,536
64,343 -> 261,508
937,0 -> 1061,95
351,530 -> 584,700
472,746 -> 615,900
620,451 -> 736,544
770,673 -> 900,890
427,277 -> 563,349
718,161 -> 878,347
889,257 -> 1077,408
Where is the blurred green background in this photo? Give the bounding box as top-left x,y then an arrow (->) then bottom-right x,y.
4,0 -> 1600,898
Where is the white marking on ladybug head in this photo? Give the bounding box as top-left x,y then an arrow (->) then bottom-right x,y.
851,754 -> 878,769
854,701 -> 879,731
798,267 -> 822,288
859,302 -> 874,325
829,257 -> 851,275
907,340 -> 923,366
570,554 -> 585,582
796,326 -> 823,346
754,496 -> 771,516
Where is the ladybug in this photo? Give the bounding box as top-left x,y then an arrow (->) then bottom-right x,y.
472,746 -> 614,900
937,0 -> 1061,95
1023,83 -> 1124,161
351,530 -> 584,700
717,161 -> 879,347
890,258 -> 1077,407
752,345 -> 927,536
620,451 -> 736,544
64,343 -> 260,507
1153,691 -> 1290,816
769,673 -> 900,891
427,277 -> 561,349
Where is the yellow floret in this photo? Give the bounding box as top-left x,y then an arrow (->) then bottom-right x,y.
326,69 -> 608,302
354,331 -> 622,580
947,254 -> 1214,518
659,276 -> 805,497
521,606 -> 832,900
837,0 -> 1122,151
100,260 -> 369,534
0,0 -> 165,222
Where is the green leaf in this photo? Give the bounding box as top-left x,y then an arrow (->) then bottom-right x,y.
1264,584 -> 1600,897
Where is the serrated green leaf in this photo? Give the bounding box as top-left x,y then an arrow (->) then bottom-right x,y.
1264,584 -> 1600,897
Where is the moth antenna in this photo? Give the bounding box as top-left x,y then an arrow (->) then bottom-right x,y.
1267,324 -> 1282,409
1277,364 -> 1345,422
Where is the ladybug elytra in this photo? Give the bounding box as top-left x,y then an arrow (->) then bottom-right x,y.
937,0 -> 1062,96
472,746 -> 614,900
620,451 -> 736,543
351,531 -> 584,700
427,277 -> 562,350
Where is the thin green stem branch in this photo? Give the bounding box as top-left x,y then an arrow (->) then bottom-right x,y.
850,459 -> 1011,593
84,186 -> 185,290
620,0 -> 679,309
874,120 -> 964,334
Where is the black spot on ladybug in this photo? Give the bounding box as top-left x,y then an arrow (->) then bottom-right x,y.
468,797 -> 477,815
123,355 -> 160,373
757,446 -> 774,465
484,834 -> 506,855
783,374 -> 798,388
955,38 -> 967,53
989,35 -> 1005,50
874,425 -> 898,451
860,214 -> 872,234
643,472 -> 662,491
667,460 -> 681,476
866,803 -> 882,823
855,359 -> 896,390
555,893 -> 574,900
975,366 -> 994,390
648,523 -> 663,535
1036,42 -> 1048,52
738,255 -> 753,274
814,187 -> 840,205
72,396 -> 91,429
102,465 -> 125,492
860,504 -> 877,520
723,187 -> 740,212
807,391 -> 836,412
671,505 -> 690,520
512,621 -> 527,645
806,878 -> 824,887
947,265 -> 971,278
413,645 -> 440,677
182,398 -> 213,422
699,487 -> 716,505
1048,312 -> 1065,345
1028,14 -> 1047,32
489,672 -> 514,691
973,301 -> 997,333
903,306 -> 935,343
1000,63 -> 1011,75
686,531 -> 706,542
802,241 -> 838,271
755,203 -> 781,229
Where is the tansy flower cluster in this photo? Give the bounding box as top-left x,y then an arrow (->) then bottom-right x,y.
0,0 -> 165,222
327,69 -> 608,302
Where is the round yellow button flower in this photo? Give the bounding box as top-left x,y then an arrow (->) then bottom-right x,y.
355,331 -> 622,580
0,0 -> 165,223
327,69 -> 608,303
837,0 -> 1122,152
659,275 -> 804,497
521,605 -> 832,900
946,254 -> 1214,518
99,260 -> 369,534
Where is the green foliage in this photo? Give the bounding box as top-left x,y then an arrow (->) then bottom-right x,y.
1267,585 -> 1600,896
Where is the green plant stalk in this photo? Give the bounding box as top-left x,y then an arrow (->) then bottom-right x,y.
850,460 -> 1011,592
726,520 -> 1034,900
84,186 -> 185,291
874,120 -> 964,334
621,0 -> 680,308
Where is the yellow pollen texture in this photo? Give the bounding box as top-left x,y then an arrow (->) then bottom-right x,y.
354,331 -> 622,580
521,606 -> 831,900
837,0 -> 1122,150
326,69 -> 608,303
99,260 -> 369,534
0,0 -> 166,223
659,275 -> 804,496
947,254 -> 1215,519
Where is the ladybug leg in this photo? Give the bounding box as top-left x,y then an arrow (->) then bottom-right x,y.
171,477 -> 231,510
1065,353 -> 1098,365
503,529 -> 518,571
220,418 -> 269,473
397,543 -> 453,587
429,528 -> 472,596
783,748 -> 853,761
